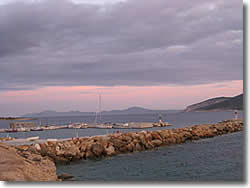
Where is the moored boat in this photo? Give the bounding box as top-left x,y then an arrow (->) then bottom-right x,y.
31,127 -> 43,131
5,129 -> 18,133
68,122 -> 86,129
95,124 -> 113,129
80,123 -> 88,128
17,127 -> 30,132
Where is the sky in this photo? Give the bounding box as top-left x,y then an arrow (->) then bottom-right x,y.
0,0 -> 243,116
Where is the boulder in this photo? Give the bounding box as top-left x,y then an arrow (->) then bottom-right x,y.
119,146 -> 128,153
151,132 -> 162,141
104,145 -> 116,156
112,138 -> 127,149
63,145 -> 79,160
128,132 -> 138,139
167,137 -> 177,144
145,133 -> 153,142
56,148 -> 65,156
91,143 -> 104,157
79,143 -> 88,152
126,143 -> 134,152
85,150 -> 95,159
15,145 -> 29,152
34,143 -> 41,151
144,142 -> 154,149
151,139 -> 162,147
158,130 -> 170,140
137,133 -> 147,145
37,143 -> 48,156
121,135 -> 133,143
135,143 -> 142,151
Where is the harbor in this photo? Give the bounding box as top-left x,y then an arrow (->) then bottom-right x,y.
0,95 -> 172,134
0,120 -> 172,134
0,111 -> 243,142
0,119 -> 244,181
0,111 -> 244,181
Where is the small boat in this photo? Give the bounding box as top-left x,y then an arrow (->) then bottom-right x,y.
31,127 -> 43,131
153,121 -> 173,127
68,123 -> 84,129
5,129 -> 18,133
112,123 -> 130,129
26,136 -> 39,141
80,123 -> 88,129
17,127 -> 30,132
95,124 -> 113,129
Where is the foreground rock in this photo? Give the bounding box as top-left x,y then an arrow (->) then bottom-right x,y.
32,119 -> 243,164
0,143 -> 57,181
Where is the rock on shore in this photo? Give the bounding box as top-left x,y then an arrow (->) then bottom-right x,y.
0,143 -> 57,181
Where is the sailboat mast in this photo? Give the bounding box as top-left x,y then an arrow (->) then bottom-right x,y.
99,94 -> 102,123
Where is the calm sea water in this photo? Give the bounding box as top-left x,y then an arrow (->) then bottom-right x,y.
57,131 -> 244,182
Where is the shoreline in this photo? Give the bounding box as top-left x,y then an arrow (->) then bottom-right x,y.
0,119 -> 244,181
0,118 -> 34,121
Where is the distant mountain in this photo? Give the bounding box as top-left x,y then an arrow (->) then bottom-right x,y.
23,107 -> 180,117
102,106 -> 179,115
184,94 -> 243,112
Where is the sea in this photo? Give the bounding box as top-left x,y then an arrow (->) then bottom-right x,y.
0,111 -> 245,182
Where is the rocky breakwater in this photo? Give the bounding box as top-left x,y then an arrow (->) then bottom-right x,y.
31,119 -> 243,164
0,143 -> 57,181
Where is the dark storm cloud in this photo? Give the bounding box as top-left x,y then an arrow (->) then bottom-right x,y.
0,0 -> 243,91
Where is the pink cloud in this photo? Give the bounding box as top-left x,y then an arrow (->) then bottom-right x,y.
0,80 -> 243,115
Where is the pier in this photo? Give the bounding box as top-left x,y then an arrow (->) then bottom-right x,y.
0,122 -> 169,134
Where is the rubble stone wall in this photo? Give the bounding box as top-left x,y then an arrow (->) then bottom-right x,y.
28,119 -> 243,164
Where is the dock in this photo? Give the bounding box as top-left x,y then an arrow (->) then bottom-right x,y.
0,121 -> 170,134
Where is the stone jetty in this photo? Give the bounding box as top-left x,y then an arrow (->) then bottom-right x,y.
29,119 -> 243,164
0,119 -> 243,181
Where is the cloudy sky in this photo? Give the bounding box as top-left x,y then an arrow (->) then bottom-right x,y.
0,0 -> 243,116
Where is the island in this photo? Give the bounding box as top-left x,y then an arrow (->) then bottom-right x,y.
184,93 -> 243,112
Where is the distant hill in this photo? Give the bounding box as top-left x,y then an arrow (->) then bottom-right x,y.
184,94 -> 243,112
23,107 -> 180,117
101,107 -> 179,115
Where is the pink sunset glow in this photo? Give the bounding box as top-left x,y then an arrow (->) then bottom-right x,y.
0,80 -> 243,116
0,0 -> 242,116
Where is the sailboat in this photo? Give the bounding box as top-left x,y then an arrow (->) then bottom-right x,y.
94,94 -> 112,129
